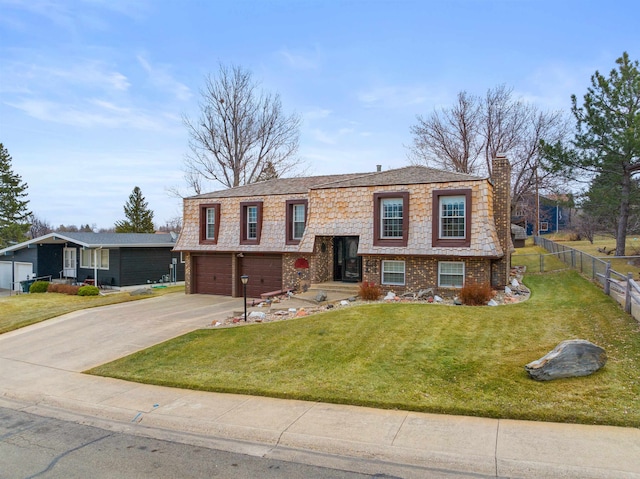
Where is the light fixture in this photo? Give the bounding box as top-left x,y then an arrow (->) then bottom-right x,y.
241,275 -> 249,321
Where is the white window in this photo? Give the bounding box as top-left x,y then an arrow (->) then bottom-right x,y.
247,206 -> 258,239
540,222 -> 549,232
440,196 -> 466,239
292,203 -> 306,239
206,207 -> 216,239
438,261 -> 464,288
382,260 -> 405,285
80,249 -> 109,270
381,198 -> 403,238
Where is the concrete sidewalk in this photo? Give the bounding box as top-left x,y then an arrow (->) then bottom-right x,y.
0,293 -> 638,478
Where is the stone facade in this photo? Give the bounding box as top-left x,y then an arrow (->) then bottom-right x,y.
174,162 -> 512,296
491,155 -> 512,286
361,255 -> 492,295
299,181 -> 502,257
282,237 -> 334,291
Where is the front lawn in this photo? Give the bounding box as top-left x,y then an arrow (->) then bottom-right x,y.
88,270 -> 640,427
0,286 -> 184,334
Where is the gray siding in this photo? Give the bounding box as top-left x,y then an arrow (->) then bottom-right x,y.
78,248 -> 121,287
37,244 -> 64,279
11,247 -> 38,275
119,247 -> 179,286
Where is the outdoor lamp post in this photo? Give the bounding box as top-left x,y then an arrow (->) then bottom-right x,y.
241,275 -> 248,321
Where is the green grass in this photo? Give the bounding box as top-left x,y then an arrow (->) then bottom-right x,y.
541,234 -> 640,277
88,270 -> 640,427
512,245 -> 568,273
0,286 -> 184,334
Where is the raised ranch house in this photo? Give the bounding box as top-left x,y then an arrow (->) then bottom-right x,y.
174,156 -> 512,298
0,232 -> 185,291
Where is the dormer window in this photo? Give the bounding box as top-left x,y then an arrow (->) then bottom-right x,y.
286,199 -> 308,245
432,189 -> 471,247
240,201 -> 263,244
199,203 -> 220,245
373,192 -> 409,247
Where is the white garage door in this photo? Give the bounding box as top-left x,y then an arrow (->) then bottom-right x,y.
14,262 -> 34,291
0,261 -> 11,289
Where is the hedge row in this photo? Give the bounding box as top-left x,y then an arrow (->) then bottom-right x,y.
28,281 -> 100,296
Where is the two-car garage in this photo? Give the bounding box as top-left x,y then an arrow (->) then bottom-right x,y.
192,254 -> 283,298
0,261 -> 34,291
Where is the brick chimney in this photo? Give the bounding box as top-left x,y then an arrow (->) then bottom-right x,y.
491,154 -> 511,287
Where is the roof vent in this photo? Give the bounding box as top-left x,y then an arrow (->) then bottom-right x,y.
376,165 -> 382,172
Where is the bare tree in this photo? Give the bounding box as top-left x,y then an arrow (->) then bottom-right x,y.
409,85 -> 570,220
183,64 -> 302,192
483,85 -> 529,174
409,91 -> 483,174
156,216 -> 183,233
29,214 -> 53,238
509,108 -> 570,216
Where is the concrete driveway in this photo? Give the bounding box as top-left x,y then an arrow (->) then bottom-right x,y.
0,293 -> 242,371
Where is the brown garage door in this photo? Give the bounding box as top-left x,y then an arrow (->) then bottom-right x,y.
193,255 -> 232,295
239,255 -> 282,298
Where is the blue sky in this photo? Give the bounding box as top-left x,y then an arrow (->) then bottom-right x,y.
0,0 -> 637,230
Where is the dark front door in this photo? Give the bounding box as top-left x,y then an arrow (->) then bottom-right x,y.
333,236 -> 361,282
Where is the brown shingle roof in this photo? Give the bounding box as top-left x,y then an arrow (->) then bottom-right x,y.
190,166 -> 483,199
312,166 -> 482,189
190,173 -> 366,199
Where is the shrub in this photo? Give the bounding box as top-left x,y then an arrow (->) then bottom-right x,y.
358,281 -> 382,301
567,231 -> 582,241
78,285 -> 100,296
458,282 -> 494,306
29,281 -> 49,293
47,283 -> 81,295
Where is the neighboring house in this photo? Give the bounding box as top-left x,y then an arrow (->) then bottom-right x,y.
0,232 -> 184,291
511,224 -> 527,248
174,156 -> 512,298
513,193 -> 573,236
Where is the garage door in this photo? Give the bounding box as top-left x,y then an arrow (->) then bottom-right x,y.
239,255 -> 282,298
0,262 -> 12,289
193,255 -> 232,295
14,262 -> 34,292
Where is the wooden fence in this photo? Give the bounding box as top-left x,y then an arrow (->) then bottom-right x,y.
535,237 -> 640,322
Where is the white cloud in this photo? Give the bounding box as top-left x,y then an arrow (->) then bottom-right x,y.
357,84 -> 432,109
518,61 -> 597,111
278,46 -> 322,70
303,108 -> 332,120
7,98 -> 175,131
137,55 -> 192,101
0,0 -> 149,31
0,59 -> 130,94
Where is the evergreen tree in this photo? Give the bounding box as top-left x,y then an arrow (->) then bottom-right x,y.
541,52 -> 640,255
0,143 -> 31,248
114,186 -> 155,233
580,171 -> 640,238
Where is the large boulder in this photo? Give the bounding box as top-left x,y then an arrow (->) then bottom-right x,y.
525,339 -> 607,381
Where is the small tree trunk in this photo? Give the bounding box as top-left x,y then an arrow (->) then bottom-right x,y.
616,171 -> 631,256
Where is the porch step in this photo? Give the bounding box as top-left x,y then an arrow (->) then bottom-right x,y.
307,281 -> 360,294
292,282 -> 360,305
